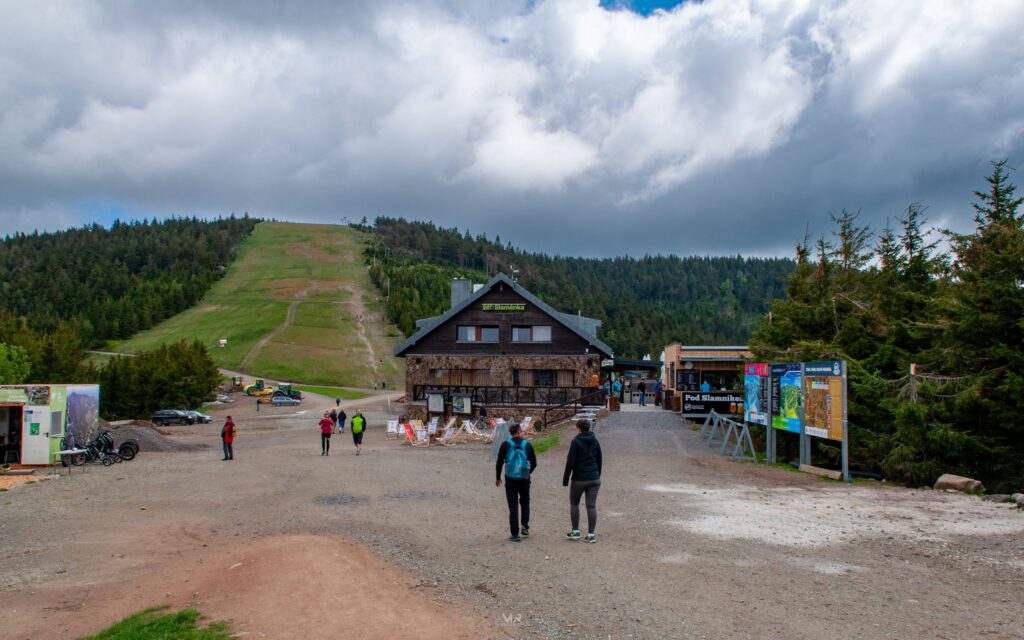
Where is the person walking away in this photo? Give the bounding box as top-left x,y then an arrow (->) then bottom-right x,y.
350,410 -> 366,455
654,379 -> 662,406
221,416 -> 236,461
329,408 -> 338,431
637,380 -> 647,406
478,404 -> 488,424
563,419 -> 602,543
337,408 -> 347,434
495,422 -> 538,542
335,397 -> 341,408
319,411 -> 333,456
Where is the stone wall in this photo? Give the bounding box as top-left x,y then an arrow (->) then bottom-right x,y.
404,354 -> 600,389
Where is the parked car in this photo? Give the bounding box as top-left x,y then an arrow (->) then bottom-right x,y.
183,410 -> 213,424
270,395 -> 301,406
151,409 -> 193,426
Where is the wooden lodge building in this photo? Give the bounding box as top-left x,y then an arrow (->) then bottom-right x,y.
394,274 -> 612,424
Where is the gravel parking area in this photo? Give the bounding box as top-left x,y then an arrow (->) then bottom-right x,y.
2,397 -> 1022,639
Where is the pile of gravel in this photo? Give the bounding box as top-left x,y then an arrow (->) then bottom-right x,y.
107,420 -> 207,453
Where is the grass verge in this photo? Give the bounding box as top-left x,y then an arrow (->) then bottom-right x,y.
78,606 -> 233,640
294,385 -> 369,400
532,431 -> 561,454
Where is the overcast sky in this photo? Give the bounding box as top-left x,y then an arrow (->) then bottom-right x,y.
2,0 -> 1023,257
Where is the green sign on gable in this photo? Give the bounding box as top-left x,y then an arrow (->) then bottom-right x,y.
482,303 -> 526,312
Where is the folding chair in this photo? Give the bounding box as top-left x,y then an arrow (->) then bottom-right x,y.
386,420 -> 400,440
520,416 -> 535,436
413,428 -> 430,447
437,426 -> 456,446
402,423 -> 416,445
427,417 -> 439,436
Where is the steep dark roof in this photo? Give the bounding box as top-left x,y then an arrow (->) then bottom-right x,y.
393,273 -> 613,357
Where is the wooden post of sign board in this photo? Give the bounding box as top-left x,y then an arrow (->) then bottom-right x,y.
841,360 -> 850,483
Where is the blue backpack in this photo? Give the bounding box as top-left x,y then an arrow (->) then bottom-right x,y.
505,439 -> 531,479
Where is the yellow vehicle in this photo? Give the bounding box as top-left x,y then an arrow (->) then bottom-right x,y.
244,379 -> 275,397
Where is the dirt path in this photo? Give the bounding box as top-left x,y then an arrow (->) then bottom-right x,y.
344,282 -> 379,377
3,407 -> 1022,639
238,297 -> 301,373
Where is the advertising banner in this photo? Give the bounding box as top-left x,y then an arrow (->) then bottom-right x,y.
681,391 -> 743,416
743,364 -> 770,426
452,394 -> 472,414
770,364 -> 802,433
803,361 -> 845,441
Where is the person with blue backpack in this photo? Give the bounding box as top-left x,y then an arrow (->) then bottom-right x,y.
495,422 -> 538,542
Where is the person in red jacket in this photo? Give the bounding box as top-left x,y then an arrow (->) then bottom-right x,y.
319,411 -> 334,456
221,416 -> 236,461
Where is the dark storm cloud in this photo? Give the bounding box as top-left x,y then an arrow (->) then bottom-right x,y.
1,0 -> 1022,257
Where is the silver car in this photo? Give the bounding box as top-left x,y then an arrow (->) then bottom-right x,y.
183,410 -> 213,424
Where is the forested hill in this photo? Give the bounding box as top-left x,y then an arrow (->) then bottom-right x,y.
1,216 -> 258,346
363,217 -> 794,357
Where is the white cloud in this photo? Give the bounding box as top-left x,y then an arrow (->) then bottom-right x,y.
0,0 -> 1022,255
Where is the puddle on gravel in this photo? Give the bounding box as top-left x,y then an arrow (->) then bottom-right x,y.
386,490 -> 448,500
314,494 -> 365,506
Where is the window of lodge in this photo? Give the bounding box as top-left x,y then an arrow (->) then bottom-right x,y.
511,325 -> 552,342
430,369 -> 491,385
513,369 -> 575,387
457,325 -> 499,342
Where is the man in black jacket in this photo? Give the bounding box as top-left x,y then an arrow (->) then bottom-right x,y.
495,422 -> 538,542
562,419 -> 603,543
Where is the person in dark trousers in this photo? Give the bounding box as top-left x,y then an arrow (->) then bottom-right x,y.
335,397 -> 341,408
337,408 -> 347,434
495,422 -> 538,542
255,398 -> 260,412
319,411 -> 333,456
478,404 -> 488,422
221,416 -> 236,461
329,408 -> 338,430
637,380 -> 647,406
350,410 -> 366,454
563,418 -> 602,543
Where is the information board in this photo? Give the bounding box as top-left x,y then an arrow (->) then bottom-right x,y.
743,363 -> 770,426
803,360 -> 846,441
427,392 -> 445,414
770,364 -> 802,433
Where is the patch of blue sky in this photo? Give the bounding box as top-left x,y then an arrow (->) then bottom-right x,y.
599,0 -> 688,16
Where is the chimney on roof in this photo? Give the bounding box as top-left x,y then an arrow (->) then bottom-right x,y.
451,278 -> 472,309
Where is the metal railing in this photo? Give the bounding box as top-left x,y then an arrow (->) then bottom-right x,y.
412,384 -> 597,407
541,389 -> 606,431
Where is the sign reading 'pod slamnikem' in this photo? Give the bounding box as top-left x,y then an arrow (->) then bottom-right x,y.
803,360 -> 846,441
481,303 -> 526,312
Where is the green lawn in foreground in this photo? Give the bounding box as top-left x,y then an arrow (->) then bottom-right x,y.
78,607 -> 233,640
294,385 -> 369,400
114,222 -> 404,388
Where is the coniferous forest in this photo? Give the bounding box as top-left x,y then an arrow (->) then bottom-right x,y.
0,216 -> 258,417
363,218 -> 794,357
752,161 -> 1024,492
